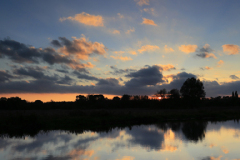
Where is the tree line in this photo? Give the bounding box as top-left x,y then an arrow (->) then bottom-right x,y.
0,77 -> 239,110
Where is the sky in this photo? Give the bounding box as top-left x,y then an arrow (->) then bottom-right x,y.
0,0 -> 240,102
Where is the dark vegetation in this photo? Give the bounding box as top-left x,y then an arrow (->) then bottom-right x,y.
0,77 -> 239,137
0,77 -> 239,110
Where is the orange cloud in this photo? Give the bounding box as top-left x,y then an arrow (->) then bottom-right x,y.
143,8 -> 155,15
59,36 -> 106,60
126,28 -> 135,34
129,50 -> 137,55
222,44 -> 240,55
217,60 -> 224,66
205,66 -> 211,70
164,45 -> 174,53
110,56 -> 133,61
138,45 -> 160,53
156,64 -> 176,71
60,12 -> 104,27
209,143 -> 216,148
141,18 -> 157,26
208,156 -> 223,160
112,30 -> 120,34
114,51 -> 125,54
205,53 -> 217,59
116,156 -> 135,160
69,62 -> 95,70
178,44 -> 198,53
117,13 -> 124,19
159,144 -> 177,152
221,147 -> 229,154
69,149 -> 94,158
135,0 -> 149,6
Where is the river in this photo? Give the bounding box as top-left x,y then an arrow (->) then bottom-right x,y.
1,120 -> 240,160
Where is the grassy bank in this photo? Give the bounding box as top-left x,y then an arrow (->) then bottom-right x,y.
1,107 -> 240,138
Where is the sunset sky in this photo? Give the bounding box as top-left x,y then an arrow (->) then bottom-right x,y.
0,0 -> 240,101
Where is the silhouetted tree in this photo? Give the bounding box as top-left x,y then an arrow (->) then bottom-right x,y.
121,94 -> 131,101
34,100 -> 43,105
87,94 -> 105,101
180,77 -> 205,99
168,89 -> 180,99
94,94 -> 105,101
76,95 -> 87,101
156,89 -> 167,98
140,95 -> 149,100
112,96 -> 120,101
235,91 -> 238,98
232,91 -> 235,98
133,95 -> 140,101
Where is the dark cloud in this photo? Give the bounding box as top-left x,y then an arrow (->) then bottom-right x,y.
56,69 -> 69,73
196,44 -> 217,59
96,78 -> 120,86
230,75 -> 239,80
0,39 -> 94,72
125,126 -> 164,150
13,66 -> 58,81
109,66 -> 136,75
42,51 -> 78,65
125,65 -> 164,87
73,71 -> 98,81
51,40 -> 63,48
203,80 -> 240,97
56,75 -> 73,85
0,70 -> 14,82
0,39 -> 41,63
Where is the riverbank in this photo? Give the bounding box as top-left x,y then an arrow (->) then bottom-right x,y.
1,107 -> 240,137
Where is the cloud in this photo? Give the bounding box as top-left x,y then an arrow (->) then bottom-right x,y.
200,66 -> 212,70
141,18 -> 157,26
0,38 -> 42,63
0,39 -> 87,70
110,56 -> 133,61
116,156 -> 135,160
125,28 -> 135,34
52,36 -> 106,60
155,64 -> 176,71
164,45 -> 174,53
201,156 -> 222,160
138,45 -> 160,53
230,75 -> 239,80
135,0 -> 149,6
196,44 -> 217,59
159,144 -> 177,152
129,50 -> 137,55
13,66 -> 51,80
0,70 -> 14,82
117,13 -> 124,19
114,51 -> 125,54
109,66 -> 136,75
56,75 -> 74,85
221,147 -> 229,154
112,30 -> 120,34
60,12 -> 104,27
178,44 -> 198,54
96,78 -> 120,86
143,8 -> 155,15
125,65 -> 164,87
222,44 -> 240,55
217,60 -> 224,65
73,71 -> 99,81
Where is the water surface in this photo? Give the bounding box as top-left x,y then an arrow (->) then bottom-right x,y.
1,120 -> 240,160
